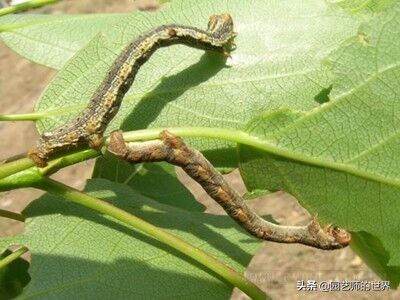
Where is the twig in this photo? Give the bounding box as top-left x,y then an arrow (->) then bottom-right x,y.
0,0 -> 59,16
108,130 -> 351,250
0,246 -> 29,269
0,208 -> 25,222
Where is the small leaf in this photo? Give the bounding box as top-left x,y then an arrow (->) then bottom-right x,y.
351,231 -> 400,286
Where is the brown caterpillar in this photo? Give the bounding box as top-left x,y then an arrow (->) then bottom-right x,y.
108,130 -> 351,250
29,14 -> 235,167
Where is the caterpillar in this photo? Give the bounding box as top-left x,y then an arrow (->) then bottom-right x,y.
108,130 -> 351,250
29,14 -> 235,167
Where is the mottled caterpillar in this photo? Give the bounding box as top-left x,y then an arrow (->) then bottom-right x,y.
108,130 -> 351,250
29,14 -> 235,167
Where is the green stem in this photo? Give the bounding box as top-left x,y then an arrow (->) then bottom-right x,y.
1,126 -> 398,189
0,246 -> 29,269
36,177 -> 266,300
0,157 -> 34,180
0,0 -> 59,16
0,112 -> 45,121
121,127 -> 400,188
0,208 -> 25,222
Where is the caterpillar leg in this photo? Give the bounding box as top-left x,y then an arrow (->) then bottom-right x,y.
28,148 -> 48,168
88,133 -> 104,150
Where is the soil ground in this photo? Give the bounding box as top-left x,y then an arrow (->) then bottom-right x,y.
0,1 -> 398,299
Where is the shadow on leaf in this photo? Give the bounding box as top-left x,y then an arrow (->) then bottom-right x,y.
121,51 -> 228,131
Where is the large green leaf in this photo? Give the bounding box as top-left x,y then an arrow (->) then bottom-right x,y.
239,3 -> 400,286
1,0 -> 360,167
0,179 -> 261,298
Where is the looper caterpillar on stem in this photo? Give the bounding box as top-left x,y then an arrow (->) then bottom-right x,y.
108,130 -> 351,250
29,14 -> 235,167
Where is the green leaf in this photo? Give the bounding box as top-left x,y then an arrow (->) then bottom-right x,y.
351,231 -> 400,286
330,0 -> 398,14
0,14 -> 127,69
238,4 -> 400,286
93,154 -> 205,212
11,0 -> 360,167
0,179 -> 261,298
